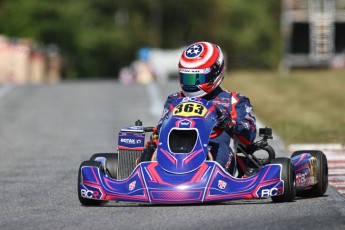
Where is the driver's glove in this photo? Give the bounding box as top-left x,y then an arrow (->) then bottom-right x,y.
217,109 -> 236,135
217,112 -> 231,129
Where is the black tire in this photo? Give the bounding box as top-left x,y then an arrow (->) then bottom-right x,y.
78,160 -> 107,206
291,150 -> 328,197
90,153 -> 118,179
271,157 -> 296,202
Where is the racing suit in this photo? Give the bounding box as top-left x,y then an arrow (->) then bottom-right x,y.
157,86 -> 257,175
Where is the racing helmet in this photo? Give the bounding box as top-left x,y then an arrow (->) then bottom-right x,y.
179,41 -> 225,97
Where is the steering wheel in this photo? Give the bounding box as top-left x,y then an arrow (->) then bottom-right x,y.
237,142 -> 276,167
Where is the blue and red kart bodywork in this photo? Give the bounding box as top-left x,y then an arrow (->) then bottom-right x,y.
78,98 -> 327,205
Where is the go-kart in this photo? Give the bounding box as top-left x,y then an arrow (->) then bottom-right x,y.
78,97 -> 328,205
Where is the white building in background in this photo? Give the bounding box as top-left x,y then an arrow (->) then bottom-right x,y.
148,48 -> 185,82
281,0 -> 345,70
119,47 -> 184,84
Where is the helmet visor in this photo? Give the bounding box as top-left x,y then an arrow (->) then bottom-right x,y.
180,73 -> 208,86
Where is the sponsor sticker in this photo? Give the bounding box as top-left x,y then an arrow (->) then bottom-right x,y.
118,132 -> 145,149
129,181 -> 136,191
218,180 -> 227,189
178,119 -> 193,128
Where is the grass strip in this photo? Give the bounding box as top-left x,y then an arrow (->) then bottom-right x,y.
222,70 -> 345,144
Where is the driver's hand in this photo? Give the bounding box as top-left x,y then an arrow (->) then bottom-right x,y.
217,109 -> 232,130
217,108 -> 236,135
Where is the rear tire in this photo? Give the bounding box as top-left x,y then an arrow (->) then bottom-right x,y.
271,157 -> 296,202
291,150 -> 328,197
90,153 -> 118,179
78,160 -> 107,206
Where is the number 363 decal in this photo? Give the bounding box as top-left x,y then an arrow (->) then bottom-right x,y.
173,102 -> 207,117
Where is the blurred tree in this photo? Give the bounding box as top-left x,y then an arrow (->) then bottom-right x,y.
160,0 -> 219,46
216,0 -> 281,69
0,0 -> 281,78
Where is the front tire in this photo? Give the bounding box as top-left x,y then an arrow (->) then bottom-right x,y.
78,160 -> 107,206
90,153 -> 118,179
271,157 -> 296,202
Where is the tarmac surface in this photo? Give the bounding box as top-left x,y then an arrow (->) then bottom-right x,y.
0,81 -> 344,230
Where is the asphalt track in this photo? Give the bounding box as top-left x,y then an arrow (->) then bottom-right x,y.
0,81 -> 345,230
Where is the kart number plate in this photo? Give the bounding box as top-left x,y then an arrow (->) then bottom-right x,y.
173,102 -> 207,117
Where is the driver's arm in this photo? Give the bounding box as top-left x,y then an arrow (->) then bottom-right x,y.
230,92 -> 257,145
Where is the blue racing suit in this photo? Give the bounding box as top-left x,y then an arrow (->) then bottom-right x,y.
157,87 -> 257,175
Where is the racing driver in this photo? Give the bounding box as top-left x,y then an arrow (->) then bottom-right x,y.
142,41 -> 257,176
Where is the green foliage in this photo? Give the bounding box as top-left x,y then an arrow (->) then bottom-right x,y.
0,0 -> 281,78
215,0 -> 281,68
